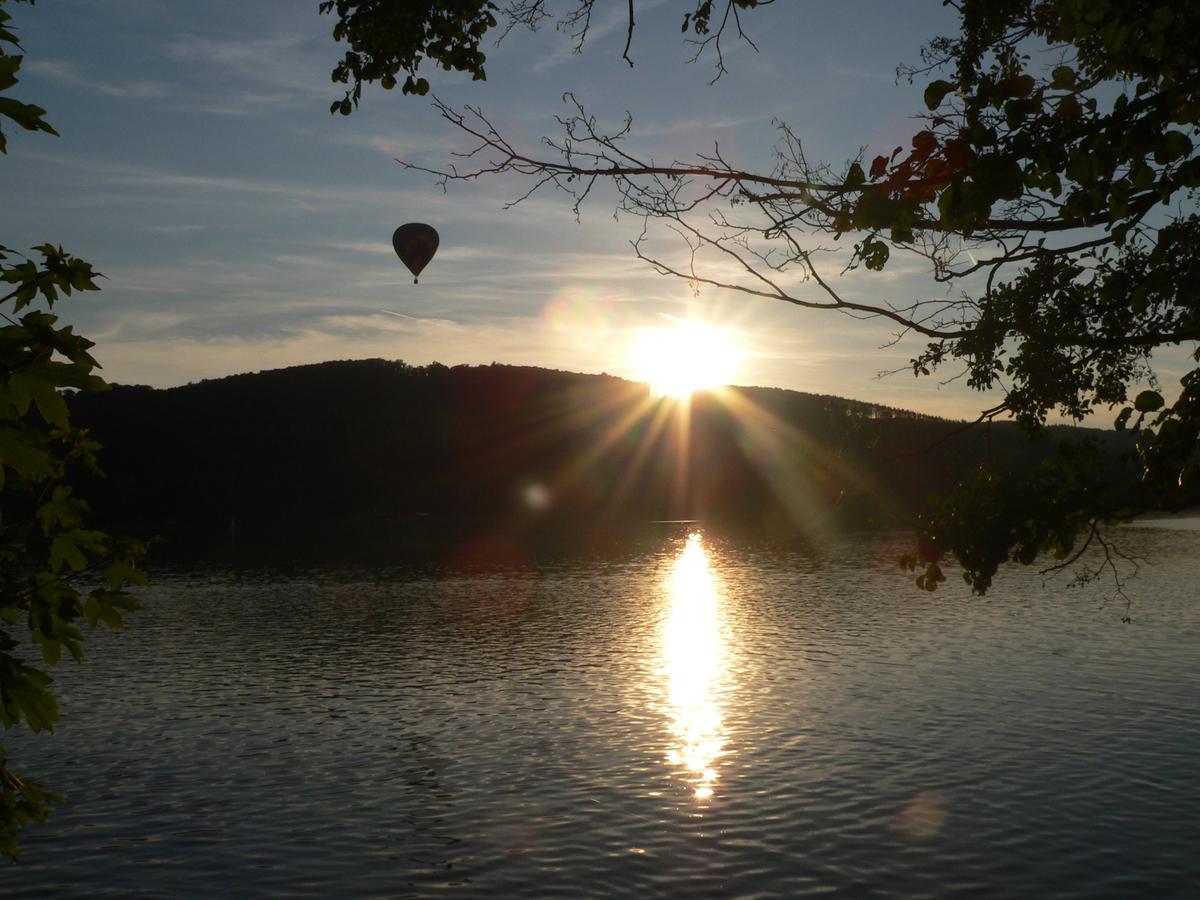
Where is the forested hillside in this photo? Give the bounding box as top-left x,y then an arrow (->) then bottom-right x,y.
68,360 -> 1131,560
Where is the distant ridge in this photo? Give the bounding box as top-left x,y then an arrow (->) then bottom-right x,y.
68,359 -> 1123,559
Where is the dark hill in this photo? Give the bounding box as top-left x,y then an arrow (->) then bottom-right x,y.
67,359 -> 1128,560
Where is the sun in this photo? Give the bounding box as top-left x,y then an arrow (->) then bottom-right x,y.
632,321 -> 742,398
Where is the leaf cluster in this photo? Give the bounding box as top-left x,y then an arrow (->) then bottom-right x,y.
320,1 -> 768,112
320,0 -> 500,111
1,0 -> 144,859
889,0 -> 1200,592
0,245 -> 146,859
0,0 -> 57,153
901,439 -> 1138,595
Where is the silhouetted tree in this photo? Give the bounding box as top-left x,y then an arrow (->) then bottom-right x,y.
322,0 -> 1200,594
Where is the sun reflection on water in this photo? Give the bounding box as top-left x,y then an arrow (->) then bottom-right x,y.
662,532 -> 728,800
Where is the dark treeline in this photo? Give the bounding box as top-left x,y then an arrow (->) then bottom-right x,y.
68,359 -> 1130,561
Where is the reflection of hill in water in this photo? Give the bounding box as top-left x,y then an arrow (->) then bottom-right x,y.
69,359 -> 1128,561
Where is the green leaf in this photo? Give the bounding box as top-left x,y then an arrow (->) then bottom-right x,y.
0,55 -> 19,92
37,486 -> 84,533
40,639 -> 62,667
923,79 -> 955,110
859,236 -> 890,270
32,381 -> 69,429
1051,66 -> 1076,89
49,534 -> 88,573
1056,94 -> 1081,119
1002,74 -> 1036,98
0,97 -> 57,138
102,557 -> 146,591
86,599 -> 124,630
0,425 -> 53,479
1134,390 -> 1165,412
1155,130 -> 1193,164
91,588 -> 141,613
5,373 -> 34,416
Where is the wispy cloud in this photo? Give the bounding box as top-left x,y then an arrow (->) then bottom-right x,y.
155,30 -> 332,115
26,59 -> 172,99
13,151 -> 422,209
634,113 -> 758,139
145,223 -> 211,234
530,0 -> 674,73
164,91 -> 301,118
327,129 -> 460,161
164,34 -> 324,94
95,312 -> 631,388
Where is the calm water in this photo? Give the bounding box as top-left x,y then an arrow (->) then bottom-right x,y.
5,526 -> 1200,897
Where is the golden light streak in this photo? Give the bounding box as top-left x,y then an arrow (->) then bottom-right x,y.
603,395 -> 679,510
661,533 -> 728,800
669,394 -> 692,516
703,387 -> 895,534
711,387 -> 831,532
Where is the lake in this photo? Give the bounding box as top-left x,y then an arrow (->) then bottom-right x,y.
5,525 -> 1200,897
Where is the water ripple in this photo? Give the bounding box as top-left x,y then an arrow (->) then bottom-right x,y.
5,527 -> 1200,897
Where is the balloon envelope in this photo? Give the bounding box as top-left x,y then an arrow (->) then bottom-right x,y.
392,223 -> 439,283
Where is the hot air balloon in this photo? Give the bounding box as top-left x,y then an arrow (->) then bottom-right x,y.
392,223 -> 439,284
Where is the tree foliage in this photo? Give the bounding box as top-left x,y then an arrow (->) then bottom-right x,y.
319,0 -> 768,110
325,0 -> 1200,596
1,0 -> 144,859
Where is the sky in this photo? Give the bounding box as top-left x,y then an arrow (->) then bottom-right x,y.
0,0 -> 1027,419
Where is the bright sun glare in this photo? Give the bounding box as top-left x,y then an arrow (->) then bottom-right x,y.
633,321 -> 742,399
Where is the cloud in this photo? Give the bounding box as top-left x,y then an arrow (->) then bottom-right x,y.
145,223 -> 212,234
326,129 -> 461,161
53,154 -> 574,224
634,113 -> 758,139
95,311 -> 630,388
154,28 -> 334,115
26,59 -> 172,99
11,151 -> 428,213
318,240 -> 399,258
164,34 -> 324,94
530,0 -> 674,73
163,91 -> 302,118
